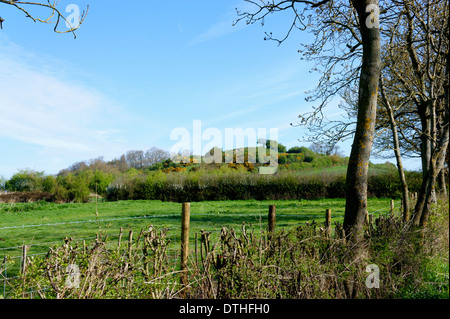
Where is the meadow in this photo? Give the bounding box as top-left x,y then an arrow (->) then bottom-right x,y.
1,196 -> 448,300
0,197 -> 395,275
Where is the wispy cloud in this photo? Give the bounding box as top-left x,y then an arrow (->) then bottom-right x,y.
209,58 -> 311,114
190,20 -> 243,45
188,2 -> 249,45
0,37 -> 131,174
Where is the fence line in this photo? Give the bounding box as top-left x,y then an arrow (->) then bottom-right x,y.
1,200 -> 399,298
0,214 -> 180,230
0,212 -> 348,231
0,201 -> 397,249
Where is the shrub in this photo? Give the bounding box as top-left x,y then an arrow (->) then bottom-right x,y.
42,176 -> 56,193
304,155 -> 314,163
0,191 -> 58,204
102,168 -> 425,203
405,171 -> 423,194
5,169 -> 45,192
89,170 -> 114,195
368,172 -> 403,198
326,175 -> 347,198
57,173 -> 91,203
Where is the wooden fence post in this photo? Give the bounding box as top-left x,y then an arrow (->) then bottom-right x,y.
21,245 -> 29,274
195,232 -> 198,267
117,227 -> 123,253
2,255 -> 7,297
200,229 -> 204,266
128,230 -> 133,259
181,202 -> 191,286
268,205 -> 276,234
390,200 -> 395,214
325,209 -> 332,237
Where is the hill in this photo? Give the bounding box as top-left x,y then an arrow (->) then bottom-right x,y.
0,145 -> 422,203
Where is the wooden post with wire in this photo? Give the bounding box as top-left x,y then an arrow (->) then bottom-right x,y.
194,232 -> 198,267
268,205 -> 276,234
21,245 -> 29,274
128,230 -> 133,259
325,209 -> 332,237
180,202 -> 191,289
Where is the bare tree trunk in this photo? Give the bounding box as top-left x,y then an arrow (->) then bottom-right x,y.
343,0 -> 381,242
402,0 -> 449,228
438,168 -> 447,198
413,110 -> 449,227
419,104 -> 433,180
417,103 -> 437,204
437,106 -> 449,198
379,76 -> 411,221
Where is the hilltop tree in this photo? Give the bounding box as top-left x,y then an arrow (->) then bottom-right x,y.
204,147 -> 223,164
108,154 -> 129,173
125,150 -> 146,170
286,146 -> 303,154
145,147 -> 171,166
237,0 -> 382,242
258,138 -> 287,153
309,142 -> 343,156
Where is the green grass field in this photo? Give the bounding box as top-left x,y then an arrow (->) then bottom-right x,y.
0,198 -> 396,265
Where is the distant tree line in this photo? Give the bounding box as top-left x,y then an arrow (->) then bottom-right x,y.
0,144 -> 424,203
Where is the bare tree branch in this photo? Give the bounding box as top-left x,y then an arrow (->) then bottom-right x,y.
0,0 -> 88,38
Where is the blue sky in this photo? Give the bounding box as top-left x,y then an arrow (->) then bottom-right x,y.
0,0 -> 421,178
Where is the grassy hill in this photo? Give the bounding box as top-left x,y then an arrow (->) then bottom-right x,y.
1,146 -> 422,204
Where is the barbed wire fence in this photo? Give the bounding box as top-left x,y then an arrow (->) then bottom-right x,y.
0,199 -> 399,298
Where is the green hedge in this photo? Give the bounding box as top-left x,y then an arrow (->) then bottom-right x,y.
106,170 -> 423,202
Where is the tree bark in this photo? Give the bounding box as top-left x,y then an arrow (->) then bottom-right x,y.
343,0 -> 381,241
379,76 -> 411,221
413,103 -> 449,227
414,130 -> 449,227
418,103 -> 432,179
438,167 -> 447,198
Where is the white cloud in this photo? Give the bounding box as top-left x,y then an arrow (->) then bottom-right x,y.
0,37 -> 131,175
0,58 -> 119,149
